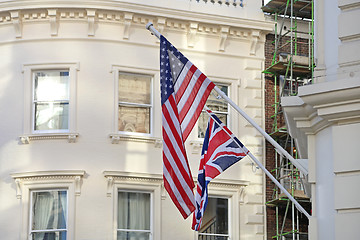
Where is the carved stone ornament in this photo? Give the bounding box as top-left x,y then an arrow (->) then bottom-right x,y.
10,170 -> 85,199
19,133 -> 79,144
109,134 -> 162,148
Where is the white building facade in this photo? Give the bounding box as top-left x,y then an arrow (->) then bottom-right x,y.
0,1 -> 273,240
282,0 -> 360,239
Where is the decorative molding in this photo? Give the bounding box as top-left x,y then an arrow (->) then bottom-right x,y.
86,9 -> 96,36
10,11 -> 21,38
219,26 -> 229,52
10,170 -> 86,198
15,179 -> 21,199
161,183 -> 166,200
156,17 -> 166,43
106,176 -> 114,197
123,12 -> 133,40
250,30 -> 260,56
188,22 -> 198,48
19,133 -> 79,144
103,171 -> 163,197
109,133 -> 162,147
74,176 -> 81,196
198,0 -> 244,7
239,187 -> 246,204
48,9 -> 58,36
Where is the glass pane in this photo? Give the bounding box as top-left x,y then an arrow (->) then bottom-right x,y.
119,73 -> 151,104
35,103 -> 69,131
206,86 -> 228,113
199,198 -> 228,235
34,71 -> 69,101
32,231 -> 66,240
118,192 -> 150,231
198,112 -> 227,138
117,231 -> 150,240
198,235 -> 228,240
32,191 -> 67,231
118,106 -> 150,134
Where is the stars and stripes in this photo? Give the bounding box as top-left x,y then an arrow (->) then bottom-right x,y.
192,110 -> 249,230
160,35 -> 215,219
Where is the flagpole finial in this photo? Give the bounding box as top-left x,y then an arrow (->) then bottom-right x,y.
146,22 -> 161,40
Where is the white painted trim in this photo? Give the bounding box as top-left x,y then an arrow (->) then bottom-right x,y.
11,170 -> 85,240
21,62 -> 80,143
103,171 -> 162,240
111,65 -> 159,138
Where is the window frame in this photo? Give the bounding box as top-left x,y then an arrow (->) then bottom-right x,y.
198,196 -> 230,240
195,77 -> 239,141
103,171 -> 162,240
11,170 -> 85,240
117,71 -> 153,136
29,189 -> 69,240
110,66 -> 162,145
116,190 -> 153,239
198,82 -> 230,139
32,69 -> 71,134
193,179 -> 248,240
21,62 -> 79,143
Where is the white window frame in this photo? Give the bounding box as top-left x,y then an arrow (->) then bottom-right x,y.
103,171 -> 162,240
32,70 -> 71,134
193,179 -> 248,240
117,72 -> 153,136
190,77 -> 239,153
110,66 -> 162,146
197,195 -> 230,240
29,189 -> 69,240
198,82 -> 230,139
116,190 -> 152,239
11,170 -> 85,240
21,62 -> 79,144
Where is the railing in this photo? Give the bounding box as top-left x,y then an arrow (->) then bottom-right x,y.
194,0 -> 243,7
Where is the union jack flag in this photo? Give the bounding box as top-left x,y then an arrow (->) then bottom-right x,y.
192,110 -> 249,230
160,35 -> 215,219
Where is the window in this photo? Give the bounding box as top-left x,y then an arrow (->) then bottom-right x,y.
198,84 -> 229,138
198,197 -> 229,240
30,190 -> 68,240
117,191 -> 151,240
21,62 -> 79,143
33,70 -> 70,133
118,73 -> 152,135
103,171 -> 161,240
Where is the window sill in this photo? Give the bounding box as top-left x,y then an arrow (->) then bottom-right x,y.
109,134 -> 162,147
19,133 -> 79,144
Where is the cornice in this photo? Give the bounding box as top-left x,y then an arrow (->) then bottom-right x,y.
0,1 -> 273,32
11,170 -> 86,179
10,170 -> 86,198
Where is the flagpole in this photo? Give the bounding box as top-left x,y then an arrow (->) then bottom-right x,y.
146,22 -> 161,39
146,22 -> 311,219
203,107 -> 311,219
145,22 -> 305,174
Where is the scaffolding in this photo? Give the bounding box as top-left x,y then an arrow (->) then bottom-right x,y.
262,0 -> 314,239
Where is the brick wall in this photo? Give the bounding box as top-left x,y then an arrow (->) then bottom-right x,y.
264,33 -> 310,240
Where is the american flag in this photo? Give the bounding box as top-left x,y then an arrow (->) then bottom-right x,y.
192,110 -> 249,230
160,35 -> 215,219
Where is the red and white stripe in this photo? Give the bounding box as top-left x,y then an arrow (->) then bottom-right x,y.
162,94 -> 196,218
174,61 -> 215,141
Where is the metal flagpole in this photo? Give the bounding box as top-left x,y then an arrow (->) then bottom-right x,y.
203,107 -> 311,219
146,22 -> 311,219
146,22 -> 307,175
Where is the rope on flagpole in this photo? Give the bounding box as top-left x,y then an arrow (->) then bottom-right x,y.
203,106 -> 311,219
146,23 -> 311,219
